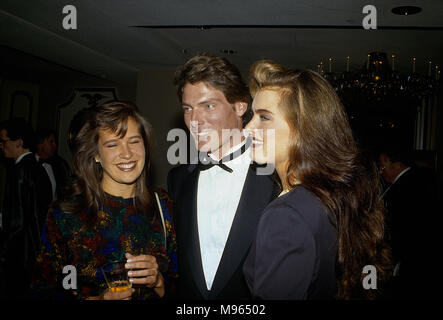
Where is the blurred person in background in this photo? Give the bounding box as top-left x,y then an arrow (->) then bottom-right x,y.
35,129 -> 72,201
378,148 -> 439,298
0,118 -> 52,299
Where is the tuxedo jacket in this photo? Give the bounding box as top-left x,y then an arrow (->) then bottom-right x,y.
167,163 -> 277,300
46,154 -> 72,200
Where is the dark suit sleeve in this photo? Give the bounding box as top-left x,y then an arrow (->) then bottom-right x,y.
167,166 -> 184,203
0,170 -> 24,259
248,205 -> 316,299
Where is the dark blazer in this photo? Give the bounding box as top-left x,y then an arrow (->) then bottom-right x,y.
243,186 -> 337,300
382,166 -> 440,298
46,154 -> 72,200
167,163 -> 277,300
0,153 -> 52,296
383,167 -> 437,262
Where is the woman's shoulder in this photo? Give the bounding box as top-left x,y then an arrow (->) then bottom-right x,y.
153,187 -> 171,201
263,186 -> 333,232
153,187 -> 173,218
268,186 -> 324,211
46,197 -> 84,226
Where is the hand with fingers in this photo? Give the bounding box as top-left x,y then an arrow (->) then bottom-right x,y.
125,253 -> 165,297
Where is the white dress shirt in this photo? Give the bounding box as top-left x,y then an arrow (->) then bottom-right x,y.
35,154 -> 57,200
197,138 -> 251,290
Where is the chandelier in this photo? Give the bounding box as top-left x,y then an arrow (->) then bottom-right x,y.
319,52 -> 440,99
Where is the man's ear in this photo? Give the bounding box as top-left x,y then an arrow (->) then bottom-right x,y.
379,152 -> 390,164
234,102 -> 247,118
16,139 -> 23,149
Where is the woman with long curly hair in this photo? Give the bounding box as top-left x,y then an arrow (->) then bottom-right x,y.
243,61 -> 392,299
31,101 -> 177,300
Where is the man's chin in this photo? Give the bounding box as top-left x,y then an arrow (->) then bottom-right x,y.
195,140 -> 216,153
197,146 -> 216,154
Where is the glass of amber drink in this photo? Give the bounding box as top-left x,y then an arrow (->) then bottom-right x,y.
101,260 -> 132,293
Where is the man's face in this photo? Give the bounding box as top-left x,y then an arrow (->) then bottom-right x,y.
0,128 -> 19,160
38,134 -> 57,159
181,81 -> 246,155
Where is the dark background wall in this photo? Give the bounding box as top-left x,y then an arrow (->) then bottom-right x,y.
0,45 -> 137,209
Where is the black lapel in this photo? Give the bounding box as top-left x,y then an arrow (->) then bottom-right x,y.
177,166 -> 209,299
209,165 -> 275,298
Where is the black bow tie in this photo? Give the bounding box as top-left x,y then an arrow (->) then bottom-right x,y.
197,137 -> 251,173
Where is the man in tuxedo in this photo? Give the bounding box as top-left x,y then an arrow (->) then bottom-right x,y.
378,149 -> 439,298
35,129 -> 71,201
168,53 -> 277,300
0,119 -> 52,298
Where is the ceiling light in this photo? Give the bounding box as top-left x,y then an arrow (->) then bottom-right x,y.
391,6 -> 422,16
220,49 -> 237,55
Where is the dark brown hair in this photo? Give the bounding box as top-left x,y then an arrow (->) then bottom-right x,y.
59,101 -> 156,228
250,60 -> 392,299
174,53 -> 252,125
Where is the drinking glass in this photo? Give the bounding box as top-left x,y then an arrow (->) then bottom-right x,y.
100,260 -> 132,293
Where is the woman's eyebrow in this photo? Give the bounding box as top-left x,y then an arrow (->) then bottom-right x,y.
127,135 -> 142,139
102,135 -> 141,145
103,138 -> 118,145
254,108 -> 274,115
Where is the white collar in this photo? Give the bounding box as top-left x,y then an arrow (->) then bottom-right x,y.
392,167 -> 411,184
15,151 -> 33,164
382,167 -> 411,198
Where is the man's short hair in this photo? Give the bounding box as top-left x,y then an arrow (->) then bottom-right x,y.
174,53 -> 252,125
378,145 -> 412,166
36,129 -> 56,146
0,118 -> 35,150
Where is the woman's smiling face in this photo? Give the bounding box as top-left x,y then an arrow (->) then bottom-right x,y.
95,117 -> 145,195
246,89 -> 291,168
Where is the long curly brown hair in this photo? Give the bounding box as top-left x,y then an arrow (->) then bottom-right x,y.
249,60 -> 392,299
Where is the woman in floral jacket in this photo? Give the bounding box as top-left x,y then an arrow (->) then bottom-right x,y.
31,101 -> 177,300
